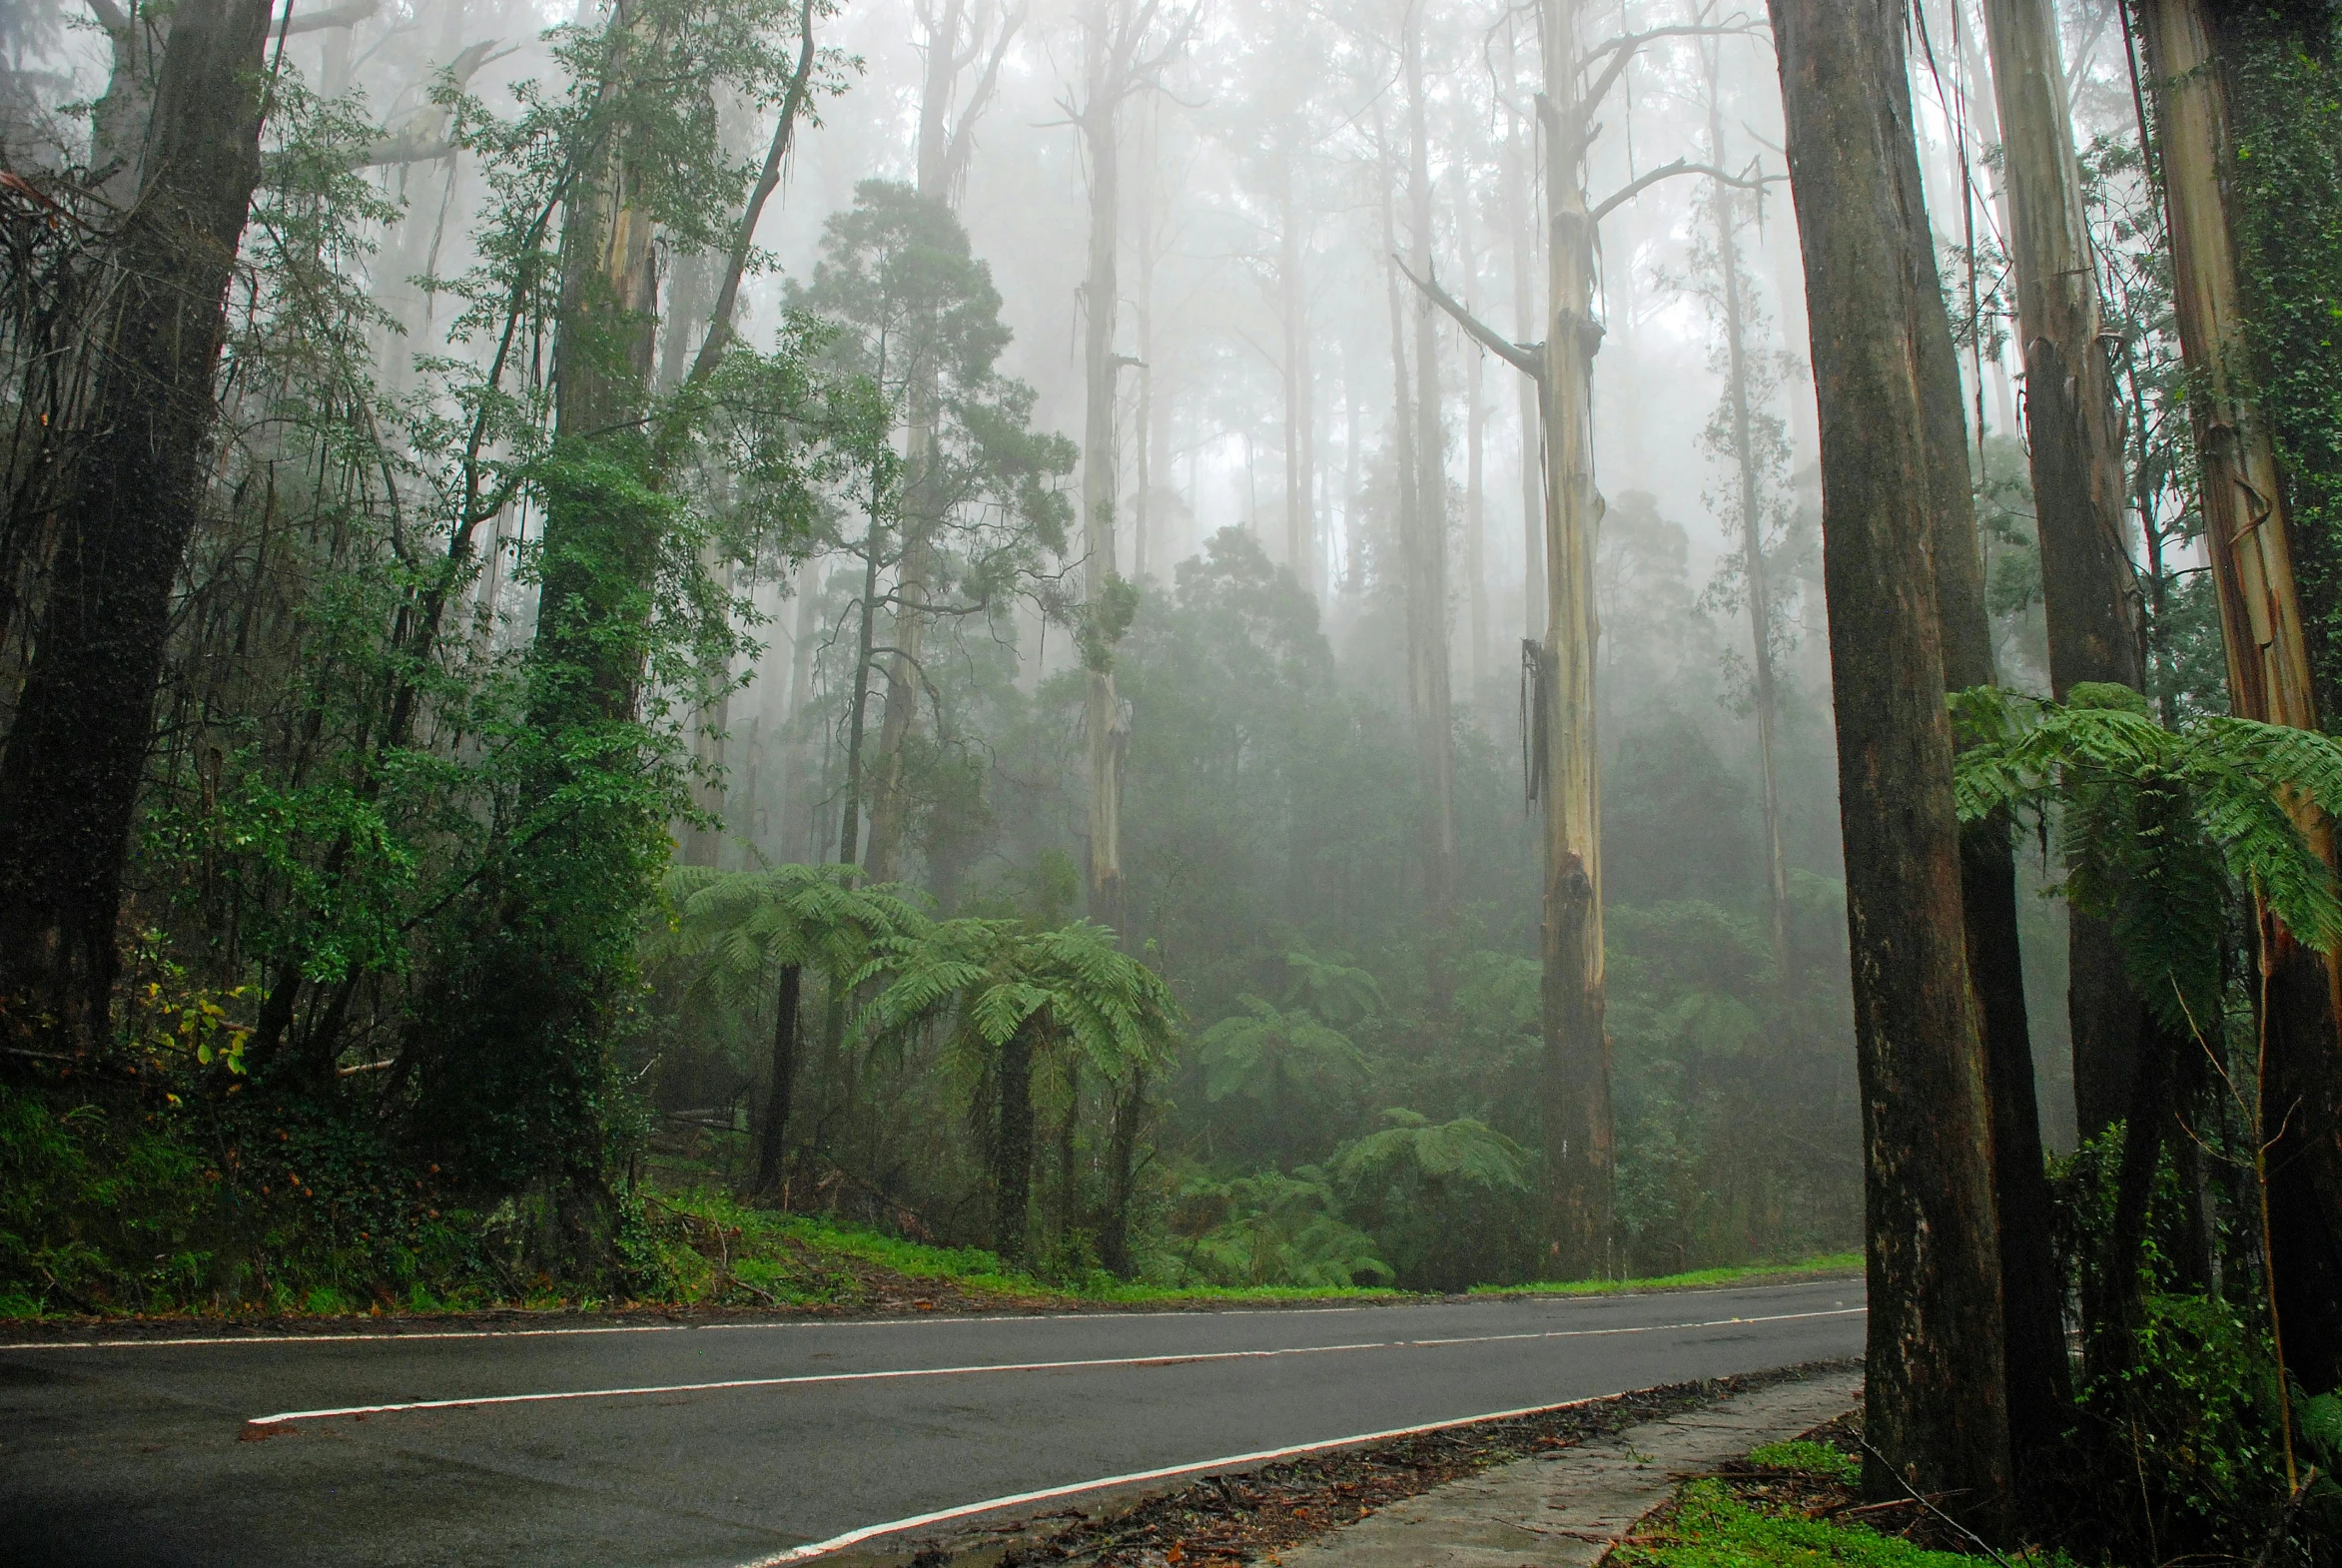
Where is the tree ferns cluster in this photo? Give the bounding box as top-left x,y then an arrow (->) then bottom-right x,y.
5,0 -> 2342,1555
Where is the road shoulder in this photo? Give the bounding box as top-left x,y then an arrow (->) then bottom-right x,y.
815,1360 -> 1862,1567
1257,1369 -> 1865,1566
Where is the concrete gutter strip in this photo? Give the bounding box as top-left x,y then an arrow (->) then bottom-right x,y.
1256,1370 -> 1866,1567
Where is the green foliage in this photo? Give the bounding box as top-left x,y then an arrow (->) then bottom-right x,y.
1329,1112 -> 1535,1291
2075,1292 -> 2308,1551
1197,1000 -> 1364,1103
649,863 -> 922,1011
1157,1170 -> 1392,1289
2224,8 -> 2342,723
859,917 -> 1181,1078
1952,684 -> 2342,1030
1331,1108 -> 1531,1192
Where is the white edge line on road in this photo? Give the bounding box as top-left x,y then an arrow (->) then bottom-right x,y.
236,1308 -> 1865,1435
4,1278 -> 1862,1352
739,1388 -> 1657,1565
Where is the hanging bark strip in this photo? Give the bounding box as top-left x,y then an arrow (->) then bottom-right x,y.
2136,0 -> 2342,1398
1767,0 -> 2011,1530
0,0 -> 276,1041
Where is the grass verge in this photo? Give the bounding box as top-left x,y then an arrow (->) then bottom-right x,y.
1471,1252 -> 1864,1297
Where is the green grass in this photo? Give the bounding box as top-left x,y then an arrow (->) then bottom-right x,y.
1747,1440 -> 1863,1483
1469,1252 -> 1864,1297
1613,1480 -> 1981,1567
648,1194 -> 1861,1312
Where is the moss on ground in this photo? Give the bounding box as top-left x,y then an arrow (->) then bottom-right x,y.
1614,1481 -> 1985,1568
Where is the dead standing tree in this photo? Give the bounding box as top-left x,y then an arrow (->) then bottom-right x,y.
1400,0 -> 1762,1279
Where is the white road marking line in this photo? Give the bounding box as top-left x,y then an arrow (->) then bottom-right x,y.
4,1279 -> 1861,1352
736,1383 -> 1691,1565
237,1307 -> 1864,1435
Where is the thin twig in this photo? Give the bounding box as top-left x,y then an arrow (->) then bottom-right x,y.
1854,1437 -> 2015,1568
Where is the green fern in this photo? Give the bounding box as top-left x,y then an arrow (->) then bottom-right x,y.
1331,1110 -> 1532,1193
1951,685 -> 2342,1032
643,863 -> 926,1012
853,915 -> 1182,1082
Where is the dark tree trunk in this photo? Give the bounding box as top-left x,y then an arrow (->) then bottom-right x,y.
2259,927 -> 2342,1393
1961,827 -> 2073,1469
1054,1062 -> 1080,1249
2091,1016 -> 2182,1376
1905,6 -> 2071,1471
994,1026 -> 1036,1262
0,0 -> 274,1042
1768,0 -> 2012,1531
1979,0 -> 2146,1148
1101,1066 -> 1148,1276
755,964 -> 804,1195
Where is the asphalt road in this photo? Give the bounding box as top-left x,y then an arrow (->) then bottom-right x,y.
0,1278 -> 1863,1568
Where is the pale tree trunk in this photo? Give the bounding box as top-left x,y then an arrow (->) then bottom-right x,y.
2139,0 -> 2342,1398
0,0 -> 275,1039
1136,100 -> 1160,584
1698,59 -> 1789,979
539,163 -> 659,716
1377,113 -> 1421,712
1981,0 -> 2145,1148
838,524 -> 883,866
784,568 -> 821,860
1277,148 -> 1314,592
1460,178 -> 1491,703
1769,0 -> 2011,1529
1533,0 -> 1610,1280
1079,0 -> 1130,941
1506,81 -> 1547,644
1403,8 -> 1458,940
1343,341 -> 1366,596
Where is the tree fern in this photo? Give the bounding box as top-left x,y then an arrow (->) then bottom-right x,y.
1952,685 -> 2342,1031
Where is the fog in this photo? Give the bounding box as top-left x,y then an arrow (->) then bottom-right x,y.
0,0 -> 2194,1288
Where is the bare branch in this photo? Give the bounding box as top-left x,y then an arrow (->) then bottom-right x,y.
1392,255 -> 1546,383
1578,19 -> 1762,133
353,39 -> 509,167
275,0 -> 379,35
685,0 -> 822,388
1588,157 -> 1777,225
938,2 -> 1024,201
